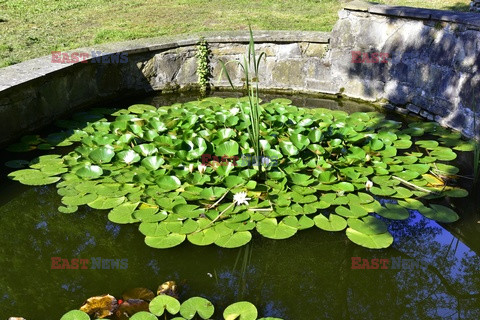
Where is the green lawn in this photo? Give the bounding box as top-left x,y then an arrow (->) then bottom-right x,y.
0,0 -> 471,67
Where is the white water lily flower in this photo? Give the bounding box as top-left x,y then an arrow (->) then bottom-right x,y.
365,154 -> 371,162
365,180 -> 373,191
261,157 -> 270,166
198,164 -> 207,174
188,163 -> 195,173
230,107 -> 240,116
233,191 -> 251,206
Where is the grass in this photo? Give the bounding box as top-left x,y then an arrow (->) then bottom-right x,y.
0,0 -> 471,68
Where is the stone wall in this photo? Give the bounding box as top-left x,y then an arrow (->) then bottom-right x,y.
1,1 -> 480,145
327,1 -> 480,137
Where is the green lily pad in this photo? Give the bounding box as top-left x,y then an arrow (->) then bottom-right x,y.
130,311 -> 159,320
223,301 -> 258,320
313,214 -> 347,232
214,231 -> 252,248
345,228 -> 393,249
149,295 -> 181,316
145,233 -> 186,249
375,203 -> 410,220
180,297 -> 215,319
418,204 -> 460,223
60,310 -> 90,320
256,218 -> 297,240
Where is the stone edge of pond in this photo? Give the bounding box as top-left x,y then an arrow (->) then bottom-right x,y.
1,1 -> 480,146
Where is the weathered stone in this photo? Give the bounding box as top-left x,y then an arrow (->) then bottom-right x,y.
304,43 -> 328,57
270,59 -> 305,88
407,103 -> 421,114
395,107 -> 409,114
343,0 -> 372,12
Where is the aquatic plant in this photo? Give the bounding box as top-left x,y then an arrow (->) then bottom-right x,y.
59,281 -> 280,320
5,96 -> 473,250
219,26 -> 266,176
196,37 -> 210,97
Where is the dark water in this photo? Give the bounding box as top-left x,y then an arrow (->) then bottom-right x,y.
0,92 -> 479,320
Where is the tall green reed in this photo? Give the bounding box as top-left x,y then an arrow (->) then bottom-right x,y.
219,26 -> 266,177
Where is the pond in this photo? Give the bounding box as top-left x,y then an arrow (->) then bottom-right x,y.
0,92 -> 479,319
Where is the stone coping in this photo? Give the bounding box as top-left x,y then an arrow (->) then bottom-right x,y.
344,0 -> 480,28
0,30 -> 329,92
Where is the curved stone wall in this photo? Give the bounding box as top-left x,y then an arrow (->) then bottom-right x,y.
0,1 -> 479,145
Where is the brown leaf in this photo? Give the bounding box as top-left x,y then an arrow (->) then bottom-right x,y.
80,294 -> 117,318
122,287 -> 155,301
157,280 -> 178,298
117,299 -> 149,316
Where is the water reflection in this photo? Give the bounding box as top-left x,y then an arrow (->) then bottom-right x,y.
0,93 -> 479,319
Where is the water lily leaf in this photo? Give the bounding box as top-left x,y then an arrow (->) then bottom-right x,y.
172,204 -> 205,219
452,140 -> 475,151
76,164 -> 103,179
279,141 -> 299,156
156,176 -> 182,191
122,287 -> 156,301
130,311 -> 158,320
89,146 -> 115,164
187,228 -> 219,246
79,294 -> 116,318
88,196 -> 125,210
397,198 -> 424,210
313,214 -> 347,231
403,164 -> 430,174
418,204 -> 459,223
118,150 -> 141,164
415,140 -> 439,149
347,216 -> 387,235
430,148 -> 457,161
134,144 -> 158,157
149,295 -> 181,316
108,202 -> 139,224
369,186 -> 395,196
393,140 -> 412,149
165,219 -> 199,234
289,173 -> 314,186
443,188 -> 468,198
140,156 -> 165,171
62,193 -> 98,206
433,163 -> 459,175
290,133 -> 309,150
256,218 -> 297,239
335,205 -> 367,218
223,301 -> 258,320
60,310 -> 90,320
180,297 -> 214,319
308,129 -> 322,143
216,140 -> 239,157
58,205 -> 78,213
215,231 -> 252,248
145,233 -> 186,249
375,203 -> 410,220
345,228 -> 393,249
332,182 -> 354,192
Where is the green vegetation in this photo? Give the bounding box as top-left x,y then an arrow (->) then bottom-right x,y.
0,0 -> 470,67
61,296 -> 280,320
196,37 -> 210,96
220,26 -> 266,177
6,95 -> 474,250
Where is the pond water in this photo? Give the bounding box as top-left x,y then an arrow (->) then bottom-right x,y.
0,92 -> 479,319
